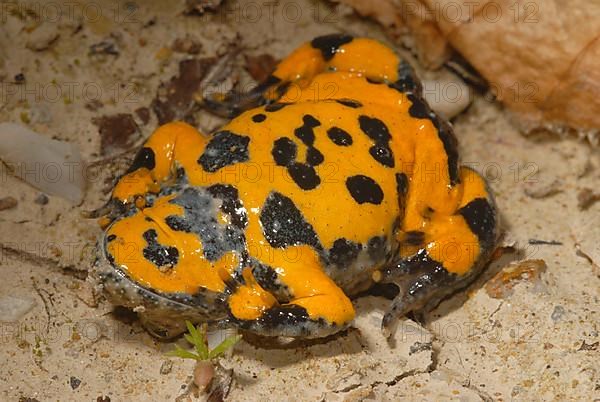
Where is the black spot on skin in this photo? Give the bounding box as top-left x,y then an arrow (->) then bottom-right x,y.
127,147 -> 155,173
303,115 -> 321,127
306,147 -> 324,166
264,102 -> 289,112
368,236 -> 387,261
404,231 -> 425,246
272,137 -> 297,166
346,175 -> 384,205
258,305 -> 310,327
311,34 -> 353,61
395,173 -> 409,196
407,93 -> 430,119
458,197 -> 496,247
358,116 -> 396,168
396,172 -> 409,215
335,98 -> 362,108
294,114 -> 321,146
142,229 -> 179,268
206,184 -> 248,229
389,60 -> 422,94
260,192 -> 320,249
198,130 -> 250,173
407,93 -> 460,184
106,234 -> 116,242
434,118 -> 460,185
295,127 -> 313,146
327,127 -> 353,146
329,238 -> 362,268
252,113 -> 266,122
165,215 -> 191,232
288,162 -> 321,190
369,144 -> 394,168
358,115 -> 391,143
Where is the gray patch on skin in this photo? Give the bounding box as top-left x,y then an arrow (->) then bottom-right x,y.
239,312 -> 343,338
167,187 -> 246,261
324,236 -> 394,295
95,184 -> 249,336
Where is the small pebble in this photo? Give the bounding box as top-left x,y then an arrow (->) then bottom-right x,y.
34,193 -> 49,205
172,35 -> 202,54
422,75 -> 472,119
69,376 -> 81,390
160,360 -> 173,375
0,295 -> 36,321
89,40 -> 119,56
551,305 -> 566,321
25,23 -> 60,51
14,73 -> 25,83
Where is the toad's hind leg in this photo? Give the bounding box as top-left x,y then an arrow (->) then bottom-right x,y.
224,246 -> 355,338
379,167 -> 497,336
204,34 -> 418,117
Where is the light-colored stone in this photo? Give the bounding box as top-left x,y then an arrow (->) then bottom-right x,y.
0,295 -> 36,322
422,74 -> 472,119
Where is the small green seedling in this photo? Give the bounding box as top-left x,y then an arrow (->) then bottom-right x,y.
166,321 -> 241,361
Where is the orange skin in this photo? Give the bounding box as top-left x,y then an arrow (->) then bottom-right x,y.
97,36 -> 497,337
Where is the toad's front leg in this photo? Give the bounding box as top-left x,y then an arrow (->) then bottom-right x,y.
89,122 -> 209,222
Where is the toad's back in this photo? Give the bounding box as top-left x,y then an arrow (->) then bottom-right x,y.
188,76 -> 418,255
95,35 -> 497,339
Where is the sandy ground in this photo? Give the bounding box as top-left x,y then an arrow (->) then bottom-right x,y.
0,0 -> 598,401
